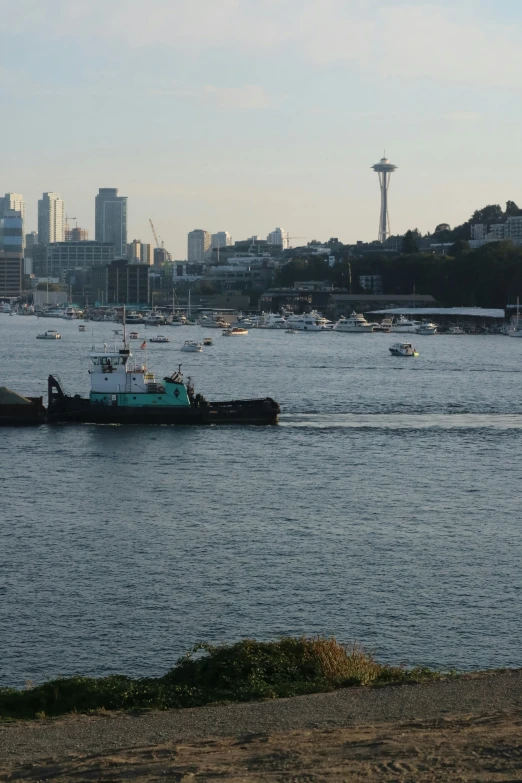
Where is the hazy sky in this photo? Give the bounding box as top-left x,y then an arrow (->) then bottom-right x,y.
2,0 -> 521,257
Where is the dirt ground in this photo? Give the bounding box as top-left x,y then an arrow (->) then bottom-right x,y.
2,672 -> 522,781
3,711 -> 522,782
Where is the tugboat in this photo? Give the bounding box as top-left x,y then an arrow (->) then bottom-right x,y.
47,338 -> 279,425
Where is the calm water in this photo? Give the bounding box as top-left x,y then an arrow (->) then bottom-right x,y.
1,315 -> 522,687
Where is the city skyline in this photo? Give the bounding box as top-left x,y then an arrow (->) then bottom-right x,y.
3,1 -> 522,257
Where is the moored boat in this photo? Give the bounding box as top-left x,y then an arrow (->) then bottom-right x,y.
149,335 -> 170,343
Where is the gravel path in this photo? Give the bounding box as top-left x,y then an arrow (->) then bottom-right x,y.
1,670 -> 522,771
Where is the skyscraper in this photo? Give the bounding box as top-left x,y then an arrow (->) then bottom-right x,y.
38,192 -> 65,245
0,194 -> 25,248
95,188 -> 128,257
188,229 -> 211,262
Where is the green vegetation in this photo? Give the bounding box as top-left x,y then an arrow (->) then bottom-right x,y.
0,637 -> 440,720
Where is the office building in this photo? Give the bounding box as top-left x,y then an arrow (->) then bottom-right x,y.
0,210 -> 23,254
33,242 -> 115,278
0,194 -> 25,248
65,225 -> 89,242
188,229 -> 211,262
91,259 -> 149,306
211,231 -> 233,249
0,251 -> 23,296
95,188 -> 128,257
38,192 -> 65,244
267,227 -> 289,249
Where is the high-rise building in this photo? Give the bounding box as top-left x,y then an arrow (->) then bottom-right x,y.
38,192 -> 65,245
188,229 -> 211,262
0,194 -> 25,248
65,225 -> 89,242
127,240 -> 153,265
211,231 -> 233,249
153,247 -> 172,267
0,210 -> 23,254
95,188 -> 128,257
267,227 -> 289,249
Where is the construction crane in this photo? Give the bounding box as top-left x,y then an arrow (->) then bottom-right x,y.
149,219 -> 164,249
287,235 -> 306,248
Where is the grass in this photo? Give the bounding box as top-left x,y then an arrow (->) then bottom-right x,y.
0,637 -> 441,720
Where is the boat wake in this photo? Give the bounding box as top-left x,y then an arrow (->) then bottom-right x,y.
280,413 -> 522,430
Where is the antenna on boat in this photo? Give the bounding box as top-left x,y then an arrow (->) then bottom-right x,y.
123,305 -> 127,349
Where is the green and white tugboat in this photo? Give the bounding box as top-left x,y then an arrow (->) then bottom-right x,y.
47,332 -> 279,425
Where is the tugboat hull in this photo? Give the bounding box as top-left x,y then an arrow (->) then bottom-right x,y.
47,377 -> 279,426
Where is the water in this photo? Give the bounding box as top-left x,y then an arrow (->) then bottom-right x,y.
1,315 -> 522,687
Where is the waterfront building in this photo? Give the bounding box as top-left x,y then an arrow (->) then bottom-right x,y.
65,225 -> 89,242
95,188 -> 128,257
38,192 -> 65,245
0,251 -> 23,297
91,259 -> 149,306
188,229 -> 211,262
267,227 -> 289,249
33,241 -> 115,278
211,231 -> 233,249
24,231 -> 38,274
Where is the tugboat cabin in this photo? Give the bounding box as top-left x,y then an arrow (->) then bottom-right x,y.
88,348 -> 191,407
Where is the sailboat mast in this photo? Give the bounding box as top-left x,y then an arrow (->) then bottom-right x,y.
123,305 -> 127,349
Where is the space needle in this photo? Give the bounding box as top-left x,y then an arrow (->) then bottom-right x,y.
372,155 -> 397,244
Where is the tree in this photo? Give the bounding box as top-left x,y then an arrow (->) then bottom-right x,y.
505,200 -> 521,218
435,223 -> 451,233
449,240 -> 470,257
471,204 -> 503,226
402,230 -> 419,254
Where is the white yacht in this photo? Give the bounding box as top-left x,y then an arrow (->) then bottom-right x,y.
285,311 -> 331,331
144,313 -> 165,326
260,313 -> 287,329
416,321 -> 437,335
37,330 -> 61,340
373,317 -> 393,332
181,340 -> 202,352
389,342 -> 418,356
391,316 -> 421,333
334,313 -> 374,333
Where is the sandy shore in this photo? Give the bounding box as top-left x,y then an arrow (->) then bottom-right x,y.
2,670 -> 522,781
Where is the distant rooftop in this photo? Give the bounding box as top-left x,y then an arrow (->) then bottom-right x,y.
368,307 -> 504,318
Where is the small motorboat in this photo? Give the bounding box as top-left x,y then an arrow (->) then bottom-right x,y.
223,327 -> 248,336
203,337 -> 213,346
37,330 -> 61,340
149,335 -> 170,343
389,342 -> 418,356
78,325 -> 86,332
181,340 -> 203,352
447,326 -> 465,335
285,328 -> 298,334
129,331 -> 140,339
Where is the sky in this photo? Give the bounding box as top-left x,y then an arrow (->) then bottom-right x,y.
2,0 -> 522,258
